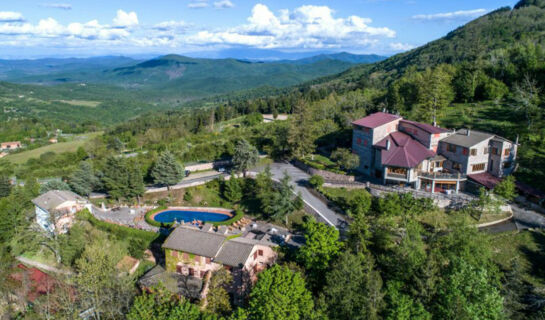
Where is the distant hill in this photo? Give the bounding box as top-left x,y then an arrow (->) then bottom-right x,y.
325,2 -> 545,84
3,52 -> 382,101
0,56 -> 137,81
276,52 -> 385,65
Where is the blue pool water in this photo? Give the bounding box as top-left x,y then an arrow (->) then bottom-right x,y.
153,210 -> 231,223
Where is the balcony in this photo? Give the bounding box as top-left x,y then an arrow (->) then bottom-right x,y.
418,171 -> 467,181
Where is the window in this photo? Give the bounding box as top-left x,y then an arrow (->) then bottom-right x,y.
188,268 -> 194,276
258,249 -> 263,256
504,149 -> 510,156
253,251 -> 258,259
484,147 -> 489,154
205,257 -> 211,264
182,253 -> 189,260
356,138 -> 362,145
446,144 -> 457,153
171,251 -> 178,258
472,163 -> 486,172
452,162 -> 462,171
363,139 -> 368,146
462,148 -> 468,156
194,255 -> 200,263
503,162 -> 512,169
470,148 -> 477,156
492,147 -> 499,155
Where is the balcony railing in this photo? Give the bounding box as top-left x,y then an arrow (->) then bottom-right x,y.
385,172 -> 408,180
418,172 -> 467,181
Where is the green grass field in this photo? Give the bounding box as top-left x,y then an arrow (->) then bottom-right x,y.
491,229 -> 545,287
6,131 -> 102,164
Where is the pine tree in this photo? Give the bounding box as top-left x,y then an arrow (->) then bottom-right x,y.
151,151 -> 184,190
102,157 -> 130,200
69,162 -> 98,196
223,175 -> 243,203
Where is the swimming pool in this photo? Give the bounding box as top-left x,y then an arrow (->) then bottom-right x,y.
152,208 -> 232,224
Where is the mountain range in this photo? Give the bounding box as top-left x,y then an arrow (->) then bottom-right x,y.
0,52 -> 385,101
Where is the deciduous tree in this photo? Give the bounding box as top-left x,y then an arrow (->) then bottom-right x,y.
247,265 -> 313,320
232,139 -> 259,177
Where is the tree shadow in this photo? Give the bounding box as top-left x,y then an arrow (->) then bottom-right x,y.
520,231 -> 545,283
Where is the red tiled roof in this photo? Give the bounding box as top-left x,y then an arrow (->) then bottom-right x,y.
468,172 -> 502,189
375,131 -> 435,168
352,112 -> 401,129
400,119 -> 450,134
515,181 -> 545,198
11,264 -> 57,302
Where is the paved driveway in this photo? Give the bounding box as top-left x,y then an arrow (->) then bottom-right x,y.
255,162 -> 348,229
511,203 -> 545,230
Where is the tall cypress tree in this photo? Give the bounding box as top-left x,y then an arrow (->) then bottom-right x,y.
0,176 -> 11,198
151,150 -> 184,190
127,161 -> 145,203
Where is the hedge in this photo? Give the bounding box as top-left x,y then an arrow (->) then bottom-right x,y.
144,206 -> 168,228
77,209 -> 160,244
212,209 -> 244,226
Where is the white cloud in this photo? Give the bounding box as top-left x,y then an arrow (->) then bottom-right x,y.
0,4 -> 399,55
389,42 -> 415,51
0,11 -> 24,23
113,10 -> 138,28
153,20 -> 191,32
41,3 -> 72,10
412,9 -> 487,21
188,4 -> 395,49
214,0 -> 234,9
188,1 -> 209,9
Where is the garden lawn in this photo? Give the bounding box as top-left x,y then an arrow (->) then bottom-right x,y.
7,131 -> 102,164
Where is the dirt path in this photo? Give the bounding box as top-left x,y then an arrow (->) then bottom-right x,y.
16,256 -> 72,275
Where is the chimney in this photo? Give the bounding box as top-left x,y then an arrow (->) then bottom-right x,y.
466,129 -> 471,136
515,134 -> 519,145
386,140 -> 391,150
382,107 -> 386,113
432,115 -> 437,127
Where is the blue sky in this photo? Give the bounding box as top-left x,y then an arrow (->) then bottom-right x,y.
0,0 -> 517,58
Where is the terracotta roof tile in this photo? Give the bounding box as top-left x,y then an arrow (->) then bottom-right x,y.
352,112 -> 401,129
375,131 -> 435,168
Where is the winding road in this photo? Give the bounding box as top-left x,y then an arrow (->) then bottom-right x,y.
254,162 -> 348,230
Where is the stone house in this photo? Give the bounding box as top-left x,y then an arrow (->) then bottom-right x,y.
352,112 -> 518,193
141,224 -> 276,301
32,190 -> 89,234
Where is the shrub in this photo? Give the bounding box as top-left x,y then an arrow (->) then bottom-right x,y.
308,175 -> 325,189
184,190 -> 193,202
128,238 -> 146,259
